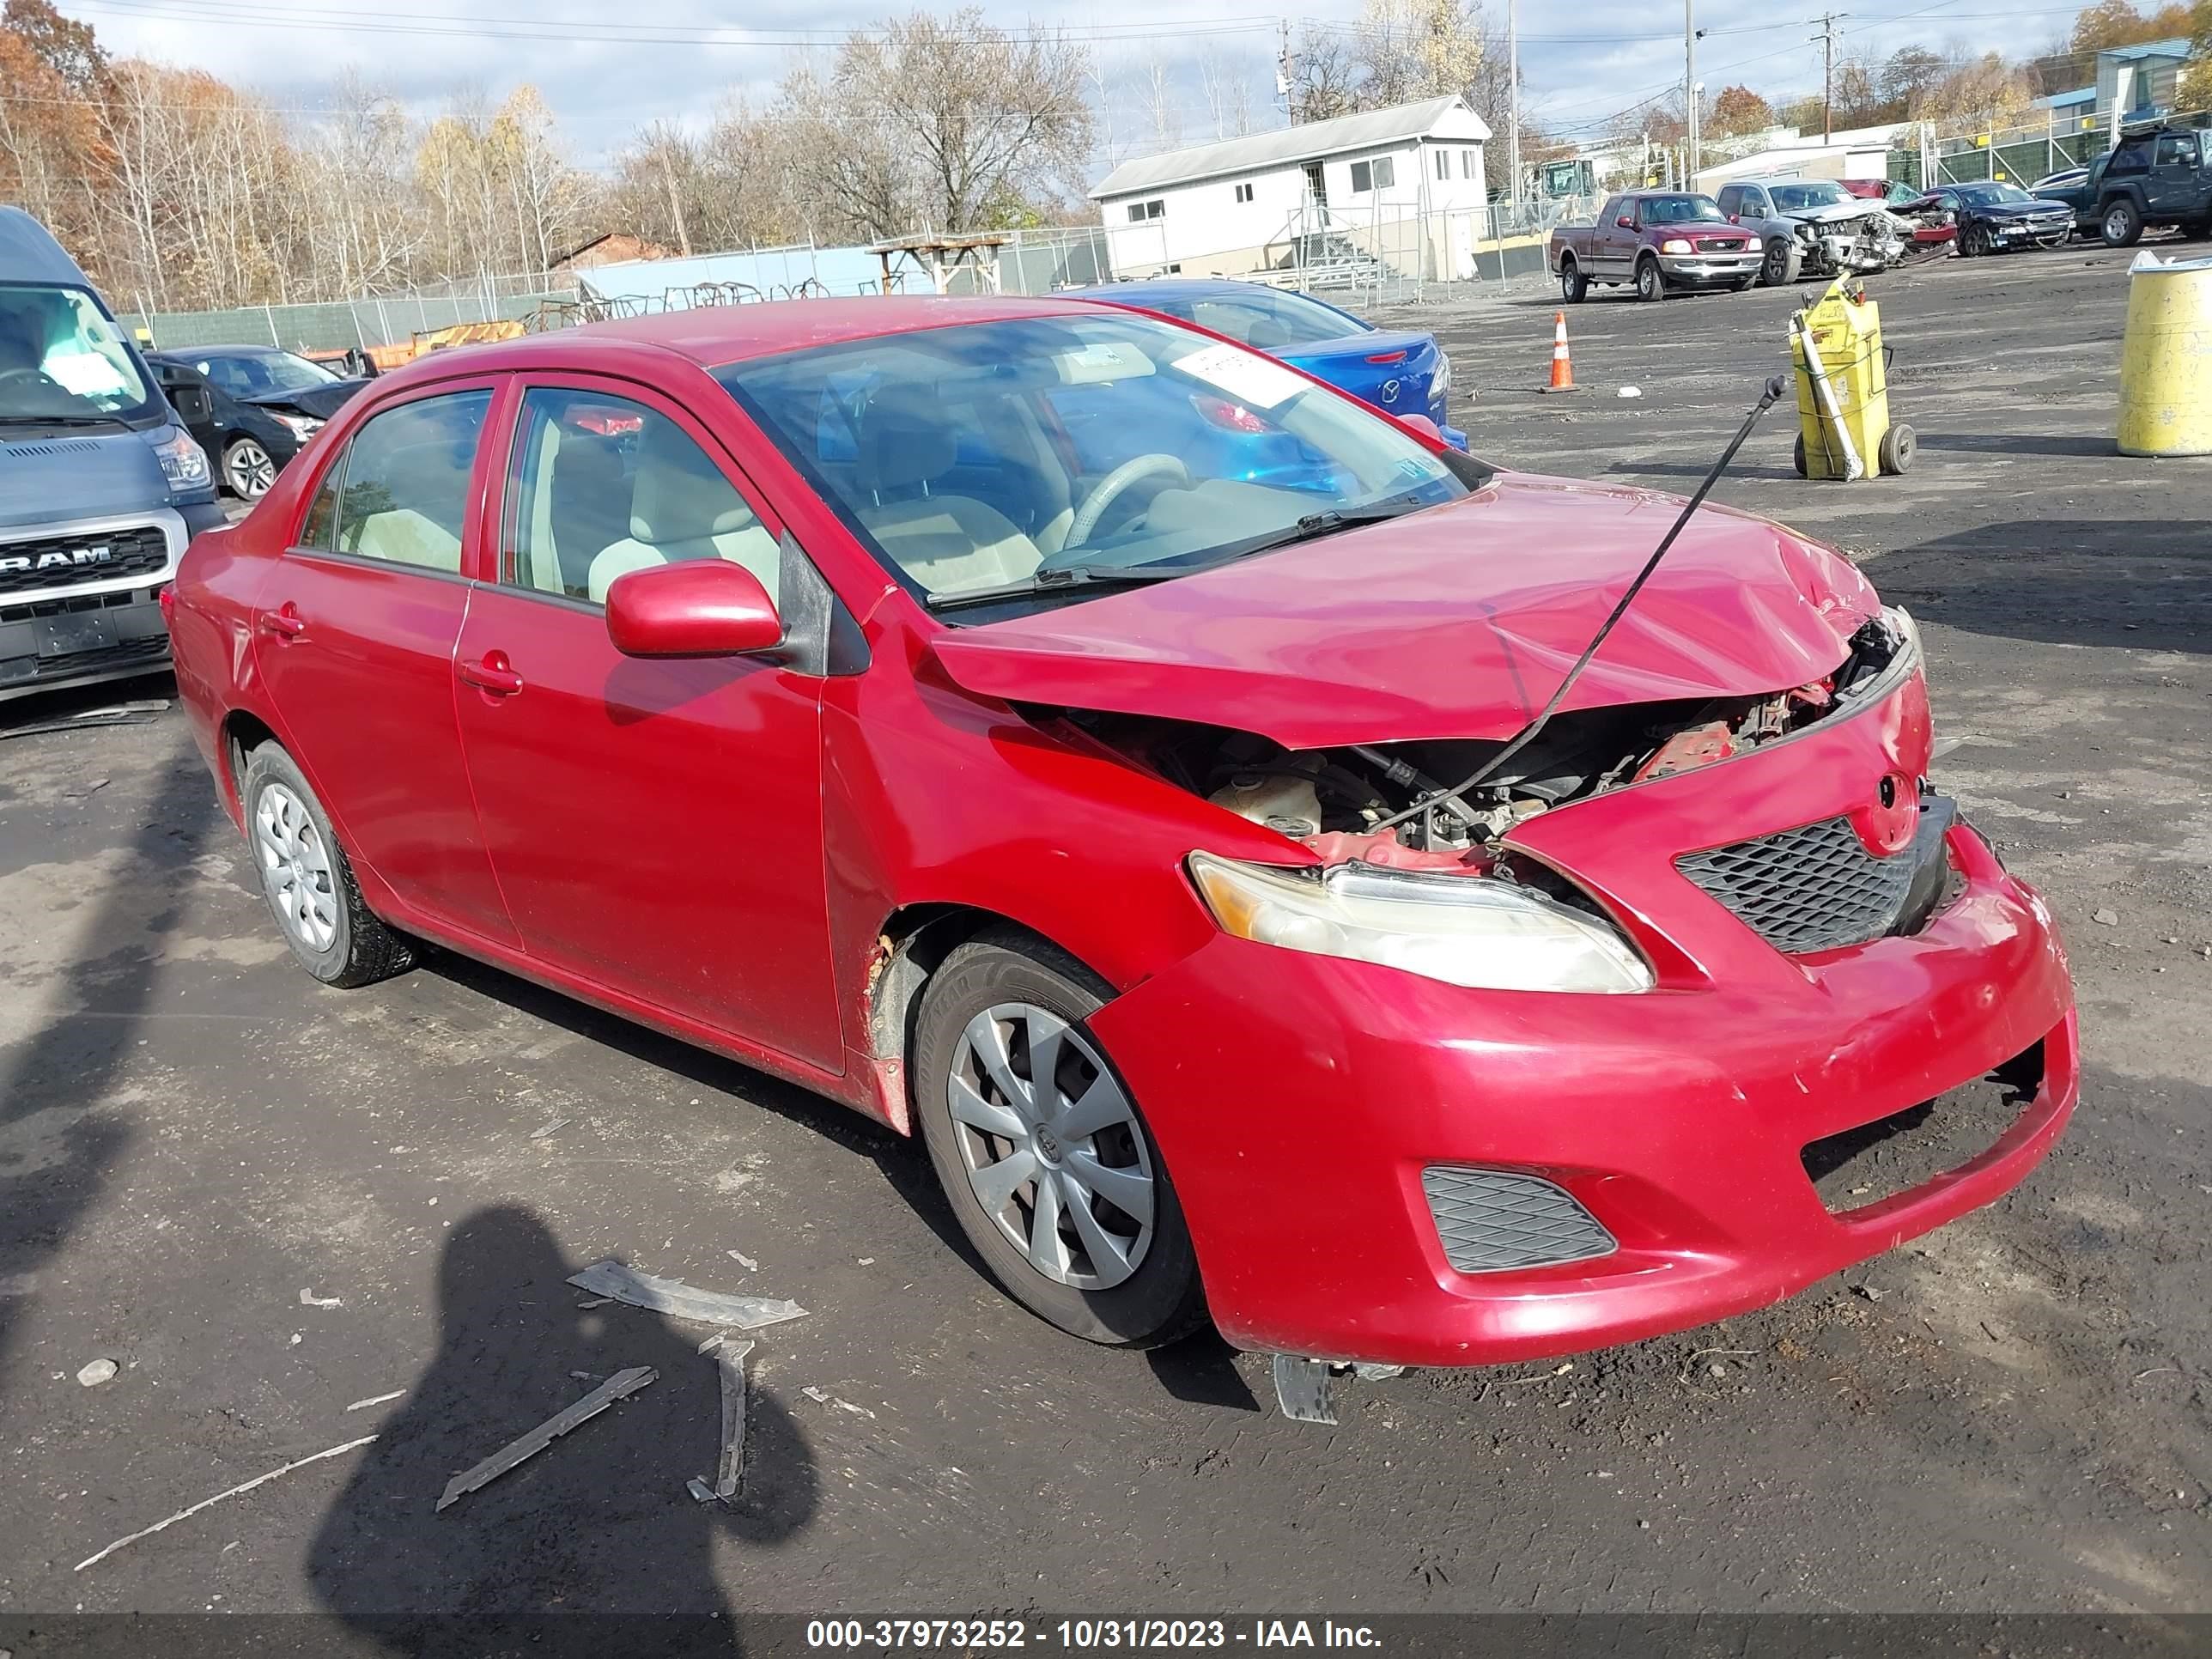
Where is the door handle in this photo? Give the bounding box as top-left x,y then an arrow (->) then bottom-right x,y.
258,603 -> 306,640
459,652 -> 524,696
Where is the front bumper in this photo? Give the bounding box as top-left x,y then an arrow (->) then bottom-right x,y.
1658,253 -> 1761,284
1986,222 -> 2071,249
1091,662 -> 2077,1367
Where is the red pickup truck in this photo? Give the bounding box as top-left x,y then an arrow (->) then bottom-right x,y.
1547,191 -> 1764,303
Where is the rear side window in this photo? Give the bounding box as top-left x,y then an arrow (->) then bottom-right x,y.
328,390 -> 490,574
502,387 -> 777,607
2108,141 -> 2151,177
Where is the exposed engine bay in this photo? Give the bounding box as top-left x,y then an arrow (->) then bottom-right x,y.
1790,210 -> 1910,276
1068,611 -> 1913,869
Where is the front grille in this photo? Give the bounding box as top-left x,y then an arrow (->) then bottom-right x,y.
1421,1167 -> 1616,1273
0,524 -> 170,598
1676,815 -> 1924,954
1801,1042 -> 2045,1214
1699,237 -> 1749,251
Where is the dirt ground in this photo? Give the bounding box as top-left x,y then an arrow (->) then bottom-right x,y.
0,245 -> 2205,1631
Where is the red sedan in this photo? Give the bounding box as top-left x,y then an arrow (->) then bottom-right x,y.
166,297 -> 2075,1377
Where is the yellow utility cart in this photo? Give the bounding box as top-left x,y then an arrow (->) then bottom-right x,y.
1791,275 -> 1914,480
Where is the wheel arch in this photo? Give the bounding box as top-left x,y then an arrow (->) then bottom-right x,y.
220,708 -> 283,817
863,902 -> 1122,1136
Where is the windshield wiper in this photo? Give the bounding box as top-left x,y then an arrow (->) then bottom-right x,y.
924,563 -> 1186,612
0,412 -> 118,428
1215,492 -> 1434,560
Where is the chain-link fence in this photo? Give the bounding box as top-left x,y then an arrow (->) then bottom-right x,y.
120,272 -> 579,355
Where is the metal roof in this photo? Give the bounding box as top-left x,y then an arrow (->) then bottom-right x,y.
1091,97 -> 1488,200
0,207 -> 93,288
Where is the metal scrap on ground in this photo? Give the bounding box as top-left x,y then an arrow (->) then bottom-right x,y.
690,1339 -> 756,1504
566,1260 -> 807,1329
435,1366 -> 657,1512
527,1115 -> 572,1139
74,1435 -> 378,1571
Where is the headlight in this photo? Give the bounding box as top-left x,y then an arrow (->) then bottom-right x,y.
1431,351 -> 1451,398
1659,238 -> 1692,254
1187,853 -> 1655,994
152,425 -> 210,490
272,412 -> 324,441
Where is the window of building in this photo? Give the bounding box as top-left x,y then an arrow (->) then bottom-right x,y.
503,387 -> 777,607
1126,198 -> 1165,222
1461,148 -> 1477,179
1351,160 -> 1370,192
1234,181 -> 1254,203
323,390 -> 492,573
1434,149 -> 1449,180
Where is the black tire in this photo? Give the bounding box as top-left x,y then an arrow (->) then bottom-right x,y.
1879,421 -> 1916,475
1635,255 -> 1665,302
2101,197 -> 2143,247
240,744 -> 416,988
912,927 -> 1205,1348
1793,433 -> 1808,478
1760,238 -> 1799,287
222,437 -> 276,499
1559,256 -> 1589,304
1961,222 -> 1990,258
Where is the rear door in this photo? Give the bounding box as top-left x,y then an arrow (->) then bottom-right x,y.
451,375 -> 843,1068
2148,131 -> 2203,216
252,380 -> 519,947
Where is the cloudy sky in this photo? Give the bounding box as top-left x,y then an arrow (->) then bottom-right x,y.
58,0 -> 2106,174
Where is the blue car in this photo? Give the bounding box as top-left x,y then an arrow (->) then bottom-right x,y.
1060,278 -> 1468,450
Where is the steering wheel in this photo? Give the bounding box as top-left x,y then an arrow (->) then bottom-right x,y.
0,367 -> 63,390
1059,453 -> 1190,553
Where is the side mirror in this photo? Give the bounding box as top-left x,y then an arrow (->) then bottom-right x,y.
605,559 -> 784,659
1395,411 -> 1441,442
1615,216 -> 1635,228
170,384 -> 213,424
1727,213 -> 1740,224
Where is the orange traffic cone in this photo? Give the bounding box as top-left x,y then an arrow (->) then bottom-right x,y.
1540,310 -> 1579,393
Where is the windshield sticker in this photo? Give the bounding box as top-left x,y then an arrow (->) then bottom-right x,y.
1171,343 -> 1308,410
1054,340 -> 1153,385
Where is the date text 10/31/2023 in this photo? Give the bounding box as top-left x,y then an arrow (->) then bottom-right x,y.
805,1620 -> 1383,1649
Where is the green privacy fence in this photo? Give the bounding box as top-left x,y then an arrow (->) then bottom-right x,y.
118,283 -> 576,355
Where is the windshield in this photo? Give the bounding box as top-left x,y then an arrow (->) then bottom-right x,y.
194,349 -> 341,398
1768,181 -> 1850,212
1641,195 -> 1725,223
1957,183 -> 2032,205
0,285 -> 157,422
1127,285 -> 1370,350
719,313 -> 1468,612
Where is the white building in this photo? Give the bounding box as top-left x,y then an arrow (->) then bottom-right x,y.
1091,97 -> 1492,282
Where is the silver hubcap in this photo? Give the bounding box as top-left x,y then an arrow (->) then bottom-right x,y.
228,441 -> 276,497
254,782 -> 337,951
948,1004 -> 1154,1290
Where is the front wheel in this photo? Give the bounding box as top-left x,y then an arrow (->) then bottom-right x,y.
1635,257 -> 1666,302
223,437 -> 277,499
1760,239 -> 1800,287
912,929 -> 1205,1347
1559,257 -> 1588,304
1962,222 -> 1990,258
242,744 -> 416,987
2102,198 -> 2144,247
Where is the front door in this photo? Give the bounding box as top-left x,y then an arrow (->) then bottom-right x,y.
452,377 -> 843,1070
252,382 -> 519,948
2148,131 -> 2203,216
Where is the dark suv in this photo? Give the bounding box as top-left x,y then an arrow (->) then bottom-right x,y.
2041,125 -> 2212,246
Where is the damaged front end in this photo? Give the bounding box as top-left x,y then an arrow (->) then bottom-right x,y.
1792,210 -> 1909,276
1056,608 -> 1924,990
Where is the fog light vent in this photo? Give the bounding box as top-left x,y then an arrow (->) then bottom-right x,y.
1421,1166 -> 1616,1273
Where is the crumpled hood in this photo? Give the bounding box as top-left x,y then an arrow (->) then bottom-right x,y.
1784,201 -> 1884,227
244,380 -> 365,421
0,429 -> 173,532
927,471 -> 1881,748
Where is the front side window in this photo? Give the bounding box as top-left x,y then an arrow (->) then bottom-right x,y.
199,349 -> 340,398
327,389 -> 490,573
0,285 -> 157,423
2154,133 -> 2198,167
502,386 -> 777,606
720,313 -> 1471,615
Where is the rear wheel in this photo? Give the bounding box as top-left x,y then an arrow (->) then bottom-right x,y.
1635,256 -> 1666,302
912,929 -> 1204,1348
2102,198 -> 2144,247
241,744 -> 416,988
1559,256 -> 1588,304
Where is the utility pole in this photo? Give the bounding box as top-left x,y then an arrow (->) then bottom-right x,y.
1507,0 -> 1521,215
1814,12 -> 1849,144
1683,0 -> 1698,188
1279,19 -> 1296,125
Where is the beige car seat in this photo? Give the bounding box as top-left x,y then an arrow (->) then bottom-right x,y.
586,419 -> 781,604
851,396 -> 1042,594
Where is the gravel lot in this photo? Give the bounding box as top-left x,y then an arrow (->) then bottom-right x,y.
1,246 -> 2206,1628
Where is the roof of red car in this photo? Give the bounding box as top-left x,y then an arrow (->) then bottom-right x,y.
389,295 -> 1100,387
